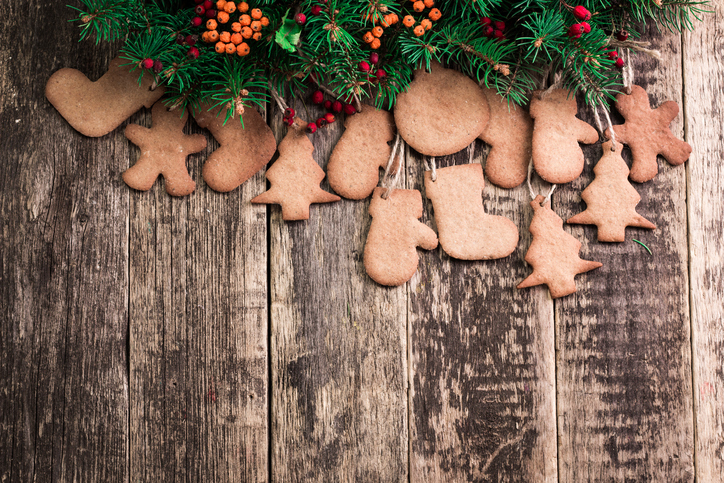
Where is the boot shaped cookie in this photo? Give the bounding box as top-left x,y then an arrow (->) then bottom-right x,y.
425,164 -> 518,260
364,187 -> 438,286
194,103 -> 276,192
478,88 -> 533,188
251,121 -> 340,220
567,141 -> 655,241
605,84 -> 691,183
518,195 -> 602,298
327,107 -> 396,199
45,57 -> 165,137
123,102 -> 207,196
529,89 -> 599,184
394,61 -> 489,156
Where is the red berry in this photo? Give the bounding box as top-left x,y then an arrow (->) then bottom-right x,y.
153,59 -> 164,73
187,47 -> 200,59
369,52 -> 379,64
581,22 -> 591,33
190,16 -> 203,27
343,104 -> 356,115
312,90 -> 324,105
203,0 -> 213,9
323,100 -> 332,110
186,35 -> 197,46
307,122 -> 318,134
615,57 -> 625,68
375,69 -> 387,80
141,58 -> 154,69
359,61 -> 370,72
493,20 -> 505,31
195,5 -> 205,15
205,9 -> 216,18
283,116 -> 294,126
567,23 -> 583,38
616,30 -> 629,41
317,117 -> 328,128
607,50 -> 618,59
295,13 -> 306,25
176,33 -> 186,44
332,101 -> 343,113
483,26 -> 494,37
480,17 -> 491,26
311,5 -> 322,15
284,108 -> 296,118
493,29 -> 504,39
572,6 -> 591,21
324,113 -> 335,124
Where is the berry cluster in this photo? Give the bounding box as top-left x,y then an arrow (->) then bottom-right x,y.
197,1 -> 270,56
567,5 -> 592,39
358,52 -> 387,82
175,33 -> 201,59
401,0 -> 441,38
140,57 -> 164,73
479,17 -> 506,41
606,50 -> 625,68
303,87 -> 358,134
362,12 -> 399,50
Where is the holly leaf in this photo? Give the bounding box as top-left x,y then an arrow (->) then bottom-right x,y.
275,10 -> 302,52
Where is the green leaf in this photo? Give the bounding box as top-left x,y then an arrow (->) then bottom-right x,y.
275,9 -> 302,52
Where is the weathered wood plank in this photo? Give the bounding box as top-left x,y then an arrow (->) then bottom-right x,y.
129,111 -> 269,480
556,29 -> 694,481
683,11 -> 724,482
408,141 -> 557,481
0,3 -> 129,481
270,104 -> 408,481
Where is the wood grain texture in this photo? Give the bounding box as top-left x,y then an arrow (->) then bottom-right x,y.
683,8 -> 724,482
408,143 -> 557,481
556,30 -> 694,481
0,3 -> 129,481
129,111 -> 269,481
270,104 -> 408,482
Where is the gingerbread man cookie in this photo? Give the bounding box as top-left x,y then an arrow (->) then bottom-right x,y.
327,107 -> 396,200
123,102 -> 207,196
529,89 -> 599,184
364,187 -> 438,286
46,57 -> 165,137
606,84 -> 691,183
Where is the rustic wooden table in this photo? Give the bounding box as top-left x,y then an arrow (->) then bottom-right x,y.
2,2 -> 723,482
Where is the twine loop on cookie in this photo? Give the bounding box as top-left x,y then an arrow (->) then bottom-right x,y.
425,157 -> 437,182
381,134 -> 404,199
526,158 -> 556,204
592,101 -> 618,151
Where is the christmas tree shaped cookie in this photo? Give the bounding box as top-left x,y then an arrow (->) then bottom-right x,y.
123,102 -> 207,196
251,121 -> 340,220
518,195 -> 602,298
327,107 -> 396,200
606,84 -> 692,183
425,163 -> 518,260
567,141 -> 655,241
45,57 -> 165,137
529,89 -> 599,184
364,187 -> 438,286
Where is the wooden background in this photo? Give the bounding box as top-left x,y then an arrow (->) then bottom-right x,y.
1,2 -> 723,482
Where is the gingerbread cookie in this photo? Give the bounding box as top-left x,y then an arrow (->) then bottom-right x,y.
606,84 -> 691,183
364,187 -> 438,286
425,164 -> 518,260
327,107 -> 396,199
45,57 -> 165,137
251,121 -> 340,220
123,102 -> 207,196
518,195 -> 602,298
194,103 -> 276,192
567,141 -> 655,241
529,89 -> 599,184
478,88 -> 533,188
394,61 -> 489,156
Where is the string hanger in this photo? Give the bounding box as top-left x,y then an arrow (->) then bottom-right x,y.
526,158 -> 556,205
381,134 -> 404,199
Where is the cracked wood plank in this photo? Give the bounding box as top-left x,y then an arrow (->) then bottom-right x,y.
555,28 -> 694,481
0,3 -> 129,481
269,104 -> 408,482
408,141 -> 557,482
683,9 -> 724,482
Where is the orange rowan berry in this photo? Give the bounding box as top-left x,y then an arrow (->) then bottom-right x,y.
372,26 -> 384,37
225,43 -> 236,54
413,25 -> 425,36
206,19 -> 217,30
240,26 -> 253,39
413,1 -> 425,12
215,42 -> 226,53
231,22 -> 241,32
231,32 -> 243,44
224,2 -> 236,14
380,15 -> 390,27
251,8 -> 262,20
260,16 -> 269,27
421,19 -> 432,31
217,11 -> 230,23
208,30 -> 219,41
219,31 -> 230,43
238,1 -> 249,12
201,31 -> 211,43
363,31 -> 374,43
237,42 -> 250,56
388,13 -> 399,25
403,15 -> 415,27
370,38 -> 381,49
239,14 -> 251,26
250,20 -> 262,32
428,8 -> 441,21
215,0 -> 226,9
252,31 -> 262,41
424,0 -> 434,7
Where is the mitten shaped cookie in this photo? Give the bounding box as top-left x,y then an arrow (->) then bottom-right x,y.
327,107 -> 396,199
606,84 -> 691,183
194,103 -> 276,192
425,164 -> 518,260
567,141 -> 655,241
529,89 -> 599,184
123,102 -> 207,196
478,88 -> 533,188
394,61 -> 489,156
45,57 -> 165,137
518,195 -> 602,298
251,121 -> 340,220
364,187 -> 438,286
